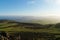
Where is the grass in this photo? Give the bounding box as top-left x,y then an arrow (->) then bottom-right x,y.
0,26 -> 59,34
0,20 -> 60,34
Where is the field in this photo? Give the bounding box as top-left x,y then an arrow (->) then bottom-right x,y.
0,20 -> 58,33
0,20 -> 60,40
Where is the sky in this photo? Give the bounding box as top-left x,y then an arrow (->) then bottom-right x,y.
0,0 -> 60,17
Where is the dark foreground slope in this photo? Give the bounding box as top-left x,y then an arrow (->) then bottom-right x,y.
0,31 -> 58,40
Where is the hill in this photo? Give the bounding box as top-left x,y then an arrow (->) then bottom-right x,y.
0,19 -> 59,34
0,20 -> 60,40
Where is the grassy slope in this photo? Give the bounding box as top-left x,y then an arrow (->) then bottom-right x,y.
0,20 -> 59,34
1,27 -> 60,33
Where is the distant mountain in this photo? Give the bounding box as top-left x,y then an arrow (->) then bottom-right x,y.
0,16 -> 60,24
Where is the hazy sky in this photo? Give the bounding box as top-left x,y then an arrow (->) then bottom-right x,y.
0,0 -> 60,16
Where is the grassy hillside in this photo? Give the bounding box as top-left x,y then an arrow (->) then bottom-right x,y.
0,20 -> 60,40
0,20 -> 59,34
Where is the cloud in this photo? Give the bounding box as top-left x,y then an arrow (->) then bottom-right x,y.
45,0 -> 60,5
27,0 -> 36,4
55,0 -> 60,5
45,0 -> 53,3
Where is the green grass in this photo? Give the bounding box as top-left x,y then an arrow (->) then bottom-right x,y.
0,20 -> 60,34
0,26 -> 59,34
